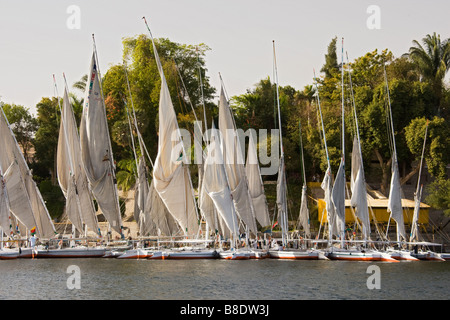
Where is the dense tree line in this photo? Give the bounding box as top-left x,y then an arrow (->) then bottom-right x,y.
2,33 -> 449,220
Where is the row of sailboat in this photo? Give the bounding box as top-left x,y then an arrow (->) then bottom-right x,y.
0,19 -> 446,262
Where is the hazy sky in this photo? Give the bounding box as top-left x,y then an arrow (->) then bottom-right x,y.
0,0 -> 449,115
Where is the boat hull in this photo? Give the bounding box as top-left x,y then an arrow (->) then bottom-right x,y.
387,250 -> 419,261
269,249 -> 324,260
167,249 -> 218,259
248,250 -> 269,259
36,247 -> 106,258
411,251 -> 445,261
327,250 -> 399,262
219,250 -> 250,260
148,251 -> 169,260
0,249 -> 20,260
116,249 -> 150,259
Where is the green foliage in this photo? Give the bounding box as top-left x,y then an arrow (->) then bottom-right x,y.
425,178 -> 450,217
38,180 -> 65,219
405,116 -> 450,179
33,97 -> 60,183
1,103 -> 38,163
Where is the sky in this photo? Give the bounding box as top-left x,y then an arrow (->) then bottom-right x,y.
0,0 -> 449,115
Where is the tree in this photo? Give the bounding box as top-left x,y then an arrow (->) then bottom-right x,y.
321,37 -> 339,79
425,178 -> 450,217
33,97 -> 60,184
406,32 -> 450,116
405,116 -> 450,180
1,103 -> 38,163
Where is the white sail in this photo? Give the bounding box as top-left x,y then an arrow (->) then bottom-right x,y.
276,155 -> 289,240
149,35 -> 199,237
350,166 -> 371,240
297,121 -> 310,238
218,87 -> 257,235
321,166 -> 338,238
384,64 -> 406,243
0,107 -> 56,238
410,122 -> 428,242
79,52 -> 123,235
298,184 -> 310,238
57,87 -> 100,235
0,170 -> 13,236
202,127 -> 239,237
331,160 -> 346,238
387,162 -> 406,241
349,136 -> 370,240
245,133 -> 271,228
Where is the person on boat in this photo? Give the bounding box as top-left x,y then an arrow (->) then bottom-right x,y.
29,234 -> 37,249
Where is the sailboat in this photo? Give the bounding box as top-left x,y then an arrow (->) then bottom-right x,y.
0,103 -> 57,259
0,168 -> 19,259
405,121 -> 444,261
268,41 -> 323,260
201,118 -> 245,260
245,133 -> 270,259
37,76 -> 107,259
325,44 -> 398,262
141,18 -> 200,250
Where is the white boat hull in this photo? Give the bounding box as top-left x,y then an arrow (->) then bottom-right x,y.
248,249 -> 269,259
411,251 -> 445,261
387,250 -> 419,261
219,250 -> 250,260
327,249 -> 399,262
36,247 -> 106,258
148,251 -> 169,260
0,249 -> 20,260
167,249 -> 219,259
116,248 -> 150,259
269,249 -> 323,260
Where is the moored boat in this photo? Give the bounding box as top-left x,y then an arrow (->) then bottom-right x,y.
386,249 -> 419,261
36,246 -> 106,258
411,250 -> 445,261
167,248 -> 218,259
327,248 -> 399,262
148,250 -> 169,260
0,248 -> 19,260
269,248 -> 325,260
116,248 -> 150,259
218,249 -> 250,260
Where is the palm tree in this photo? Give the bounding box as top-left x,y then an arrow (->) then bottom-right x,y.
406,32 -> 450,115
72,74 -> 88,93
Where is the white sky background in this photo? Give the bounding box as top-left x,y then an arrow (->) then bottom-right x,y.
0,0 -> 449,115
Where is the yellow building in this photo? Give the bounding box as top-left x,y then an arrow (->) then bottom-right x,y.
317,198 -> 430,226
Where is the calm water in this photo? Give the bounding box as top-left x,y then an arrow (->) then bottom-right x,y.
0,258 -> 448,300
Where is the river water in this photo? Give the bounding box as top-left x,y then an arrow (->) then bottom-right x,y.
0,258 -> 448,302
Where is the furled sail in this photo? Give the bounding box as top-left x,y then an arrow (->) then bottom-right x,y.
321,166 -> 338,238
57,87 -> 100,235
202,126 -> 239,238
331,159 -> 346,239
350,137 -> 371,240
218,87 -> 257,235
245,133 -> 271,229
350,162 -> 371,240
387,161 -> 406,241
79,52 -> 123,236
